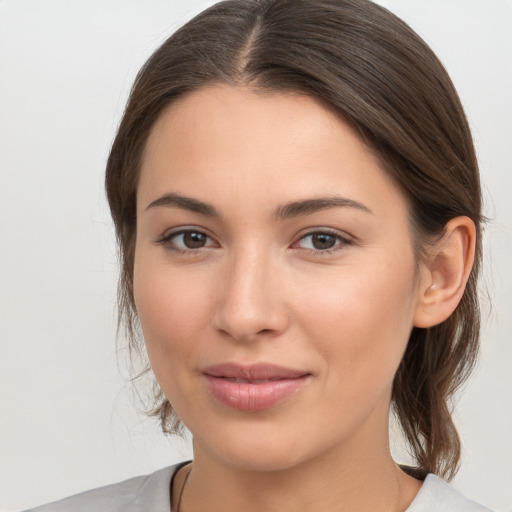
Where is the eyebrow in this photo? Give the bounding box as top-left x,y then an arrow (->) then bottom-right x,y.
145,192 -> 220,217
145,192 -> 372,218
273,196 -> 373,219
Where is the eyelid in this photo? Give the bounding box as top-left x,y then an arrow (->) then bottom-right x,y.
154,226 -> 354,255
292,228 -> 354,254
155,226 -> 219,252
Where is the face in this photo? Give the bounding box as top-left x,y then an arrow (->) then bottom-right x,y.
134,85 -> 426,472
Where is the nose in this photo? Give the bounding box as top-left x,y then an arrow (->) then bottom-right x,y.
212,248 -> 289,342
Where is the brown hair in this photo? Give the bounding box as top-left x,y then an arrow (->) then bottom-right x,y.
106,0 -> 482,480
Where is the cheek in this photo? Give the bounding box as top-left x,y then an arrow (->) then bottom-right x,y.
295,259 -> 418,388
133,254 -> 211,369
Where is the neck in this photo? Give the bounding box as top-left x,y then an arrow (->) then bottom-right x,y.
178,430 -> 422,512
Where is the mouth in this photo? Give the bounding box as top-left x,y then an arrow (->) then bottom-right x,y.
202,363 -> 311,411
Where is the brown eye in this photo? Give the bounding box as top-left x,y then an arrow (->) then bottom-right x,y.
295,230 -> 351,254
311,233 -> 337,250
157,229 -> 216,253
183,231 -> 207,248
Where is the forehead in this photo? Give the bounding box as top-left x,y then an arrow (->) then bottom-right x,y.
138,84 -> 407,221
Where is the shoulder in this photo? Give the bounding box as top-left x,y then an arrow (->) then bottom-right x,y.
22,464 -> 182,512
407,474 -> 493,512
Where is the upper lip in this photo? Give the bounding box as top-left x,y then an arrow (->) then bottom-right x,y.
202,363 -> 309,381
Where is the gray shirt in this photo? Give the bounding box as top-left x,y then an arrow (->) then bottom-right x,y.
22,463 -> 493,512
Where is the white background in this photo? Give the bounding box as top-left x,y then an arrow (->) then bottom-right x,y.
0,1 -> 511,511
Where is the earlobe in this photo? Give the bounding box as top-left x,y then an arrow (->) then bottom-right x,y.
413,216 -> 476,328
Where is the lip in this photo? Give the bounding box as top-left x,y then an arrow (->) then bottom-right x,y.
202,363 -> 311,411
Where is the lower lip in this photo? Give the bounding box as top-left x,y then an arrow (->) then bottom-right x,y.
204,375 -> 310,411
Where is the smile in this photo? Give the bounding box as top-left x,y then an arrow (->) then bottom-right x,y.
202,363 -> 311,411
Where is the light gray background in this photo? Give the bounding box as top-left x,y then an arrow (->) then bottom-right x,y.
1,1 -> 511,511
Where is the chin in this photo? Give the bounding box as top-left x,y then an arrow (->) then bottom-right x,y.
190,417 -> 327,473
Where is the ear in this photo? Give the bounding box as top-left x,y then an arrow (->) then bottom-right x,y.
413,216 -> 476,328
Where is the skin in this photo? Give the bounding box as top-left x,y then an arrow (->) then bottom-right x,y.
133,85 -> 474,512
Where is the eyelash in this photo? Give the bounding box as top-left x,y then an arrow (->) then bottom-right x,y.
155,228 -> 214,255
295,230 -> 353,255
155,228 -> 353,256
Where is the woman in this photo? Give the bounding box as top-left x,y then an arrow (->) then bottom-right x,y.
24,0 -> 493,510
